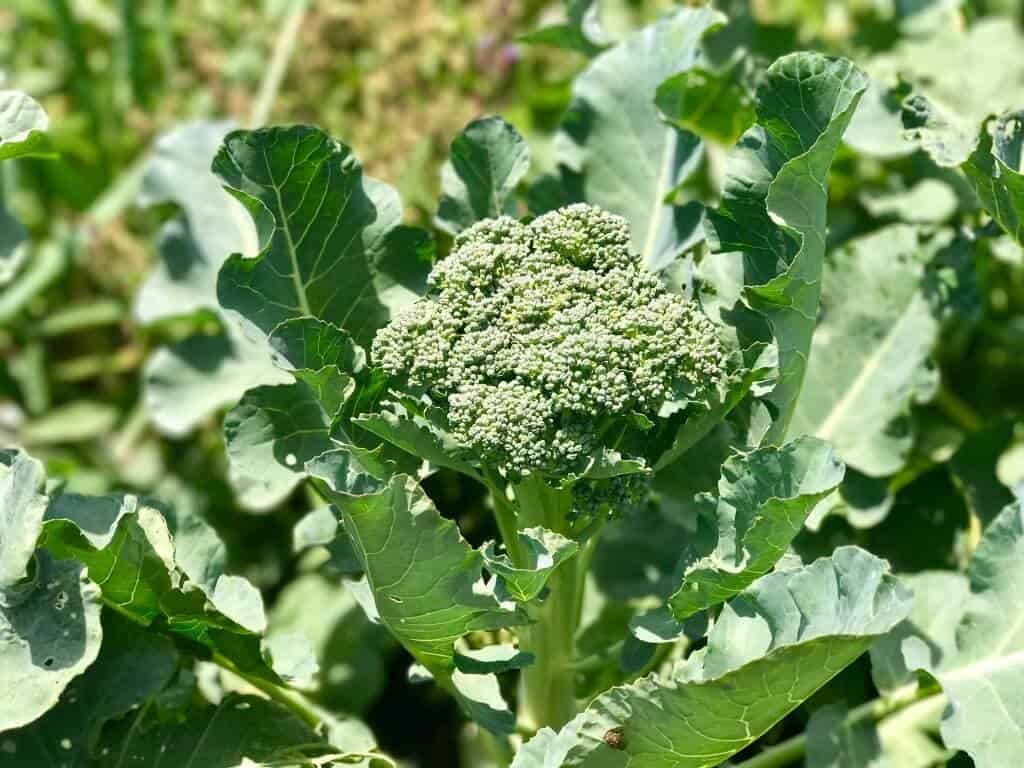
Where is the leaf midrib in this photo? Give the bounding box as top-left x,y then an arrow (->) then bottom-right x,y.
813,291 -> 927,445
263,147 -> 311,316
639,126 -> 677,268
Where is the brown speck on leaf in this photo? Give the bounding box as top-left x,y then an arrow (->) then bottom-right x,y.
603,727 -> 627,750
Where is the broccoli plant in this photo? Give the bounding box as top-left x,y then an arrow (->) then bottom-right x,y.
370,203 -> 731,729
204,29 -> 909,763
8,4 -> 1024,768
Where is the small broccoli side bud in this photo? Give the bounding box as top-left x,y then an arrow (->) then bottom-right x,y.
571,473 -> 650,523
372,204 -> 726,481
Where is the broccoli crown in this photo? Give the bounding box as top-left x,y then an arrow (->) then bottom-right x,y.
373,204 -> 726,477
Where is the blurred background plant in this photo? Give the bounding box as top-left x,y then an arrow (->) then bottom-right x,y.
3,0 -> 1024,765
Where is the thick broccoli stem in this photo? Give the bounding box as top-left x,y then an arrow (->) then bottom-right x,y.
510,474 -> 581,732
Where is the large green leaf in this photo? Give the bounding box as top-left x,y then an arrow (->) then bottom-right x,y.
3,611 -> 178,766
960,112 -> 1024,245
0,451 -> 105,733
885,18 -> 1024,166
908,104 -> 1024,246
223,317 -> 378,510
662,436 -> 844,623
144,326 -> 289,437
353,404 -> 477,477
95,694 -> 324,768
549,6 -> 724,271
35,488 -> 294,685
805,702 -> 886,768
906,502 -> 1024,765
789,225 -> 956,477
802,695 -> 951,768
0,552 -> 104,732
703,52 -> 868,442
516,547 -> 910,767
821,570 -> 966,767
436,116 -> 530,234
307,462 -> 526,733
870,571 -> 970,695
214,125 -> 430,348
136,122 -> 287,437
0,449 -> 47,588
224,379 -> 340,511
135,120 -> 256,323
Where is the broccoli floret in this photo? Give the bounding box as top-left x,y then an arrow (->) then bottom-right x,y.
372,203 -> 726,480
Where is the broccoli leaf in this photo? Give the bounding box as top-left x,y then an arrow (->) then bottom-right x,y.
519,0 -> 609,57
0,90 -> 50,160
225,317 -> 363,510
660,436 -> 844,625
789,225 -> 963,477
94,694 -> 325,768
656,58 -> 755,146
517,547 -> 910,767
136,122 -> 287,437
268,315 -> 367,376
0,91 -> 50,286
0,449 -> 47,587
135,121 -> 256,324
961,112 -> 1024,245
546,6 -> 725,271
144,326 -> 289,437
436,116 -> 530,234
805,702 -> 886,768
481,526 -> 579,603
869,570 -> 970,694
353,405 -> 478,477
0,551 -> 103,732
223,316 -> 403,509
214,126 -> 430,348
224,379 -> 342,511
307,464 -> 527,733
704,52 -> 868,443
268,572 -> 394,713
454,644 -> 535,674
2,611 -> 178,767
908,100 -> 1024,246
804,697 -> 952,768
41,492 -> 270,641
883,18 -> 1024,165
850,18 -> 1024,162
905,501 -> 1024,765
292,506 -> 361,574
6,476 -> 314,690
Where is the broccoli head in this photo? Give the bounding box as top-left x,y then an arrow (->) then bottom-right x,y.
372,204 -> 726,479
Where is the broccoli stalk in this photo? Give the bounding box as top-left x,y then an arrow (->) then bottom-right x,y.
508,473 -> 587,730
371,204 -> 727,732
